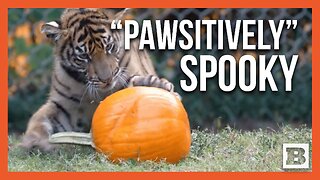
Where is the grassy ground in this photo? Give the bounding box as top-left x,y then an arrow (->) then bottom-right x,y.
8,126 -> 312,172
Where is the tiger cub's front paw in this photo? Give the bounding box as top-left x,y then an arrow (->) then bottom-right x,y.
19,133 -> 55,152
128,75 -> 181,100
129,75 -> 174,92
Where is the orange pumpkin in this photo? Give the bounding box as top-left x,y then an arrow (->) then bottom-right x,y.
91,87 -> 191,163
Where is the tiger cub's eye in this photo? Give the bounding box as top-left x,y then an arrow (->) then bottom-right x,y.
77,53 -> 89,60
106,43 -> 114,54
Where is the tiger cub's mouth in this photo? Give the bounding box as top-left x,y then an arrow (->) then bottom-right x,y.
85,67 -> 129,100
112,67 -> 129,89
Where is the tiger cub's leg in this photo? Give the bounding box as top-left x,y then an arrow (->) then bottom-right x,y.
129,75 -> 174,91
20,101 -> 71,152
129,75 -> 181,99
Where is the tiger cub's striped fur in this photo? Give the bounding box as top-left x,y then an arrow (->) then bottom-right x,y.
20,8 -> 176,151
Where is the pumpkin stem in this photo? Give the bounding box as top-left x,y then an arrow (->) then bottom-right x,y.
49,132 -> 95,148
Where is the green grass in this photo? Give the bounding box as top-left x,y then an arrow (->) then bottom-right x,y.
8,126 -> 312,172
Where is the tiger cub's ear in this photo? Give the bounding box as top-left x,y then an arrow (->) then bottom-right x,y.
41,21 -> 62,41
113,8 -> 131,21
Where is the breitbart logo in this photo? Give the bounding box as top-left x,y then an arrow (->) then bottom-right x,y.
282,143 -> 310,169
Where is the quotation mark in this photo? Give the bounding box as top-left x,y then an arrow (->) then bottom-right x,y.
286,20 -> 297,29
111,20 -> 123,30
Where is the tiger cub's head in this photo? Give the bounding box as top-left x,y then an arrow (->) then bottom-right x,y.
41,8 -> 130,97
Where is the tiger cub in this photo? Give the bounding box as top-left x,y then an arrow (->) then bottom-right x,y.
20,8 -> 176,151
